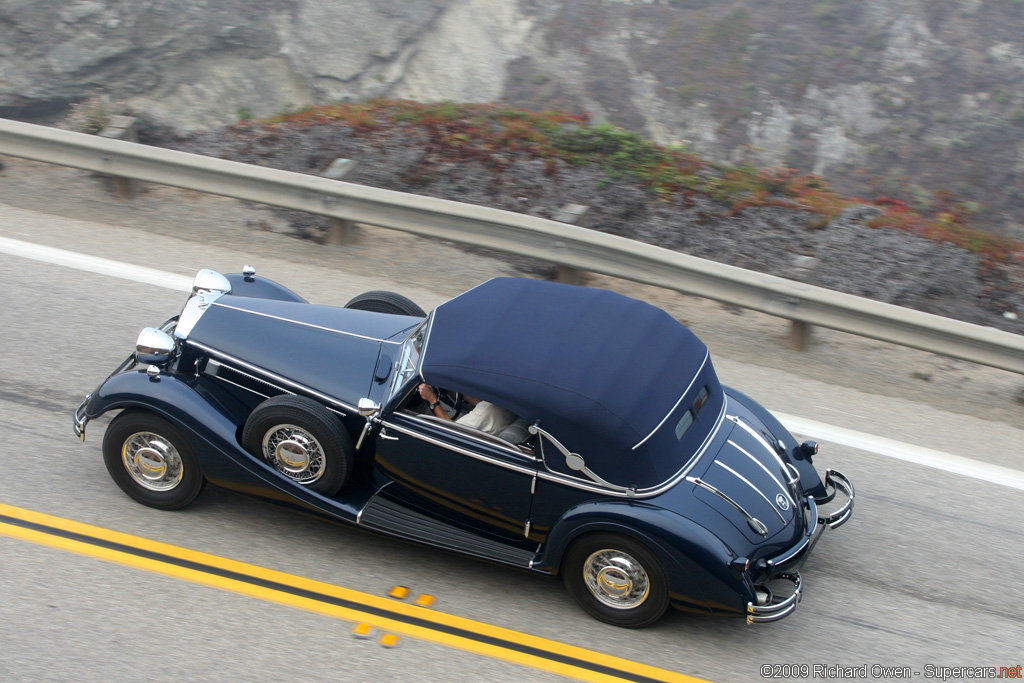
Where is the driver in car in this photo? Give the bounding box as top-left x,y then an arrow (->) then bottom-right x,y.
417,384 -> 516,436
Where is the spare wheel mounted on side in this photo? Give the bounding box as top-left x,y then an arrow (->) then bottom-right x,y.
243,395 -> 354,497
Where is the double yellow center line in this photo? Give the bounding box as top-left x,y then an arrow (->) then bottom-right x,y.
0,503 -> 709,683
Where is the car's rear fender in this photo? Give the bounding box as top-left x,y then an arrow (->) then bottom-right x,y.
537,501 -> 752,616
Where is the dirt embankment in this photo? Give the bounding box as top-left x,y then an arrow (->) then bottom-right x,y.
165,119 -> 1023,335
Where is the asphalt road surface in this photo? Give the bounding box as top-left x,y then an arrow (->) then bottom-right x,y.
1,182 -> 1022,682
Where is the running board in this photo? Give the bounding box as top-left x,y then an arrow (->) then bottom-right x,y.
358,495 -> 537,568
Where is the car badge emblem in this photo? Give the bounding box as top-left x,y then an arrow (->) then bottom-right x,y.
776,493 -> 790,511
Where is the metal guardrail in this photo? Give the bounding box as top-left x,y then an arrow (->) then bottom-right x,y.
1,117 -> 1022,374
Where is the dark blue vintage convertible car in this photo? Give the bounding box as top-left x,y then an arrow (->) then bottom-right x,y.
75,269 -> 853,627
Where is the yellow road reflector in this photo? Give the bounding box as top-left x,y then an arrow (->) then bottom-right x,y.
414,593 -> 436,607
352,623 -> 374,639
388,585 -> 410,600
379,633 -> 401,648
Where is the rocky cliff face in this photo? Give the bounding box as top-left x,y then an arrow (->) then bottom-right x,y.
2,0 -> 1023,235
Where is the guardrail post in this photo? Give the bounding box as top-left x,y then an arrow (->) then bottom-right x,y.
788,255 -> 819,351
553,203 -> 590,284
97,116 -> 138,199
320,159 -> 359,245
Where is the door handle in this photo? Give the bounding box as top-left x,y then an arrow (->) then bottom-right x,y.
380,427 -> 399,441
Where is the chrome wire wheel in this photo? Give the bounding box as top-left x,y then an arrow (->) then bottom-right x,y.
582,549 -> 651,610
262,424 -> 326,484
121,431 -> 184,491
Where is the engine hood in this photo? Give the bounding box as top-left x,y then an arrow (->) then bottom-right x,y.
181,294 -> 421,407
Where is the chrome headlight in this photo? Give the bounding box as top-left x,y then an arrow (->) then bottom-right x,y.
136,327 -> 176,365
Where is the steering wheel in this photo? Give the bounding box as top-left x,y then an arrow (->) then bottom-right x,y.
434,387 -> 463,418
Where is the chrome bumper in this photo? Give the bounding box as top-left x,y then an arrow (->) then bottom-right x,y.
746,468 -> 855,623
747,571 -> 802,623
72,352 -> 139,442
819,468 -> 855,529
73,395 -> 91,441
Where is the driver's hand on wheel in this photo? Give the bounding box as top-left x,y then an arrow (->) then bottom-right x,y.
418,384 -> 438,404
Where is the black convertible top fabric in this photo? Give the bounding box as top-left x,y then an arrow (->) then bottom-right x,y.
420,278 -> 721,488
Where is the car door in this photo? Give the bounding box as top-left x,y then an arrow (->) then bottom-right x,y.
372,410 -> 538,541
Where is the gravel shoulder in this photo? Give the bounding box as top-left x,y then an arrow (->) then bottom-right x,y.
2,155 -> 1021,442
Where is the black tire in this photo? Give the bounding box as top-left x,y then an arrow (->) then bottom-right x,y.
344,290 -> 426,317
242,395 -> 353,496
102,410 -> 206,511
562,533 -> 670,628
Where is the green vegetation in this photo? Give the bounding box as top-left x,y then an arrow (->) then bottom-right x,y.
255,99 -> 1022,260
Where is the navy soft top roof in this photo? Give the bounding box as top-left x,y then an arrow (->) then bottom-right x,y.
420,279 -> 720,487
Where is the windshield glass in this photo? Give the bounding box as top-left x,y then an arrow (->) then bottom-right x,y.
390,319 -> 428,400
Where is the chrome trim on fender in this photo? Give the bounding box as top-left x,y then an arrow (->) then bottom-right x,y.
714,460 -> 787,524
727,439 -> 795,509
185,341 -> 358,414
729,415 -> 799,487
687,476 -> 768,536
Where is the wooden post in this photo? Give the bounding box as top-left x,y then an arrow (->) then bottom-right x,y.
552,203 -> 590,285
97,115 -> 138,199
320,159 -> 359,245
788,255 -> 819,351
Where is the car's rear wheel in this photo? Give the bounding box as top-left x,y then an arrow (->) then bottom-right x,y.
344,290 -> 426,317
102,410 -> 206,510
562,533 -> 670,628
243,395 -> 353,497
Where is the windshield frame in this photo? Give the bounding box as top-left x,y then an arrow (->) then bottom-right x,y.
388,318 -> 429,403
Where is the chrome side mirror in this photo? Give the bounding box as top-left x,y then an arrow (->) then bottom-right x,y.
192,268 -> 232,296
136,327 -> 175,365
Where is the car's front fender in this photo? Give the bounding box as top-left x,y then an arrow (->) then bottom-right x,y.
79,370 -> 364,522
536,500 -> 751,616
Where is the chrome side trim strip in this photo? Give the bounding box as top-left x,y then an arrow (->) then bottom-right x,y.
727,439 -> 795,508
632,350 -> 709,450
186,341 -> 358,414
714,460 -> 787,523
212,301 -> 403,345
381,421 -> 540,477
384,398 -> 730,500
400,412 -> 533,457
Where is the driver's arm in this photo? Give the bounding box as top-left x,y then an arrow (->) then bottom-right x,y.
418,384 -> 453,421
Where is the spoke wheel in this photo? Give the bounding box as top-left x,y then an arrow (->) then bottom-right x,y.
243,395 -> 353,497
563,533 -> 669,628
102,410 -> 205,510
262,424 -> 327,484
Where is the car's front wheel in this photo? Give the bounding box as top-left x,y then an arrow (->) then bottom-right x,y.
102,410 -> 206,510
243,395 -> 353,497
562,533 -> 670,628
